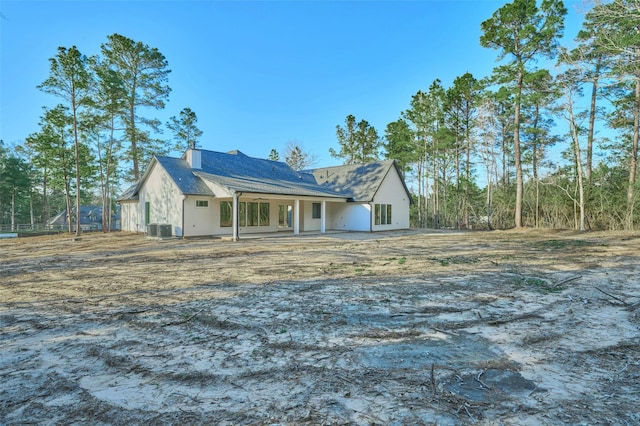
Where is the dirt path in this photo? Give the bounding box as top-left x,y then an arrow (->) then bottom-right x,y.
1,230 -> 639,424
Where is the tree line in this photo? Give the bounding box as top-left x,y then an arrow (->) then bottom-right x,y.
329,0 -> 640,231
2,1 -> 639,233
0,34 -> 202,234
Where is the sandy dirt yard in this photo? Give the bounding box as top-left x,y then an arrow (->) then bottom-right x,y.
1,229 -> 639,425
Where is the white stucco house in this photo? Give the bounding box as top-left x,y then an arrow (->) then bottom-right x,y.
118,148 -> 411,239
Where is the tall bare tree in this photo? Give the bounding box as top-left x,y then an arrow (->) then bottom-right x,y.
284,141 -> 316,171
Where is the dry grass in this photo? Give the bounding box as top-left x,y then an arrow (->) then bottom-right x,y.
1,229 -> 640,424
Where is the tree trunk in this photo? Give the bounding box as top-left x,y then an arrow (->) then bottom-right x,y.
433,161 -> 439,229
42,170 -> 49,224
72,96 -> 82,237
626,76 -> 640,230
455,135 -> 460,229
442,165 -> 448,228
465,124 -> 471,229
29,192 -> 34,230
570,105 -> 586,231
586,58 -> 601,184
486,179 -> 493,230
130,78 -> 140,181
10,191 -> 16,232
417,160 -> 422,228
65,180 -> 72,233
532,104 -> 540,228
513,70 -> 524,228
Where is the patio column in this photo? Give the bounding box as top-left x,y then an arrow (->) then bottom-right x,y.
232,192 -> 239,241
320,200 -> 326,234
293,198 -> 300,235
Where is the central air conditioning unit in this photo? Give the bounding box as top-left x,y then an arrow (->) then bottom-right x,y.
158,224 -> 172,238
147,223 -> 158,237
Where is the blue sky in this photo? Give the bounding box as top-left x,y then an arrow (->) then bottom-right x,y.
1,0 -> 587,170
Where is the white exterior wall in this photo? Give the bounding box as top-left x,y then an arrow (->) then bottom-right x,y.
327,203 -> 371,231
120,201 -> 141,233
371,168 -> 411,231
183,195 -> 216,237
138,163 -> 185,237
302,200 -> 321,231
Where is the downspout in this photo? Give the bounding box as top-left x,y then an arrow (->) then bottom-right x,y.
370,201 -> 374,233
182,195 -> 187,239
234,191 -> 243,241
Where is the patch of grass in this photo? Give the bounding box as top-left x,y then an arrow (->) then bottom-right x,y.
398,257 -> 407,265
534,239 -> 592,250
328,262 -> 347,270
354,263 -> 375,275
428,256 -> 479,266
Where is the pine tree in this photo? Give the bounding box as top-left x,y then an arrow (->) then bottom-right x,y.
101,33 -> 171,182
167,107 -> 202,151
38,46 -> 94,236
481,0 -> 567,228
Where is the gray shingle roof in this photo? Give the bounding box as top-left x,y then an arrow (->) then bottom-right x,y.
118,149 -> 349,201
117,183 -> 138,201
309,160 -> 402,202
194,171 -> 346,198
48,205 -> 120,225
157,156 -> 213,195
196,150 -> 345,197
116,156 -> 213,202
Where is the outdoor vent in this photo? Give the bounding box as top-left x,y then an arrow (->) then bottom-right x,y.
158,224 -> 172,238
147,223 -> 158,237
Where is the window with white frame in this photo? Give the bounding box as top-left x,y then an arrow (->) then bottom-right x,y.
196,200 -> 208,207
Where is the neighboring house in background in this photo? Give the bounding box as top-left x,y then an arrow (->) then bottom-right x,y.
117,148 -> 411,239
48,205 -> 120,231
